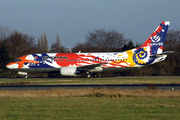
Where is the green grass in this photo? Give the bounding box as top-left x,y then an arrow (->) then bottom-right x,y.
0,77 -> 180,85
0,77 -> 179,119
0,77 -> 180,120
0,97 -> 180,120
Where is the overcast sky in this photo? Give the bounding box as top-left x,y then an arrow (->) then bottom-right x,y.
1,0 -> 180,48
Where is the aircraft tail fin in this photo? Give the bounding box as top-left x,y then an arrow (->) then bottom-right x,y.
140,21 -> 170,55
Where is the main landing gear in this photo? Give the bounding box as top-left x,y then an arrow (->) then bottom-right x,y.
86,72 -> 91,78
86,72 -> 102,78
87,74 -> 91,78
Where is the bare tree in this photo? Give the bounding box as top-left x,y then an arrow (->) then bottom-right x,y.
73,42 -> 90,52
56,34 -> 60,48
37,37 -> 42,52
40,34 -> 44,51
50,34 -> 65,53
163,29 -> 180,75
164,29 -> 180,51
44,33 -> 49,52
85,29 -> 128,52
0,26 -> 10,41
37,33 -> 49,53
5,30 -> 37,59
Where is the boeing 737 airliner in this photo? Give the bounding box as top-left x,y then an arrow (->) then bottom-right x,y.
6,21 -> 173,77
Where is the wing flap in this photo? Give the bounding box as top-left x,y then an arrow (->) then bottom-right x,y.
77,63 -> 107,71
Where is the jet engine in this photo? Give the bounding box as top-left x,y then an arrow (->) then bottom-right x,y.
60,67 -> 79,76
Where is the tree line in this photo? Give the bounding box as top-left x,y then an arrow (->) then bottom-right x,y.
0,26 -> 180,77
0,26 -> 64,77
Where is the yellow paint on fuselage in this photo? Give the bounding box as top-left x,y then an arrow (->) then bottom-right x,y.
117,54 -> 123,57
113,49 -> 136,67
125,49 -> 136,67
113,47 -> 149,67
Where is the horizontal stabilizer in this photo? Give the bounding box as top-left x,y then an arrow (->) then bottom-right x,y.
150,51 -> 174,56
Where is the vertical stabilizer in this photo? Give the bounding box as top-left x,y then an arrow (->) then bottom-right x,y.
140,21 -> 170,55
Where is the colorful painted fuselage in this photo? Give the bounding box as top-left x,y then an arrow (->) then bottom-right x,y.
6,47 -> 167,73
6,21 -> 171,76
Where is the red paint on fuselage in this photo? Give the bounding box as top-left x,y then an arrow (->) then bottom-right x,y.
55,53 -> 104,67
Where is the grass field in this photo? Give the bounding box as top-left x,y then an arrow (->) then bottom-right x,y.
0,76 -> 180,85
0,77 -> 180,119
0,88 -> 180,119
0,97 -> 180,120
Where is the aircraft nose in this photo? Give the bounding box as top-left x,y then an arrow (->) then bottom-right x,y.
6,62 -> 18,69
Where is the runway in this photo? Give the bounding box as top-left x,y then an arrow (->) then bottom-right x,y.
0,84 -> 179,90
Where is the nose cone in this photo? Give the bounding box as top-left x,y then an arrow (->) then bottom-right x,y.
6,62 -> 18,69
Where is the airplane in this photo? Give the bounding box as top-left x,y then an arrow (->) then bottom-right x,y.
6,21 -> 173,78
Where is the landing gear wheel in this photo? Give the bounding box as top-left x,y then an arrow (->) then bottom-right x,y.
87,74 -> 91,78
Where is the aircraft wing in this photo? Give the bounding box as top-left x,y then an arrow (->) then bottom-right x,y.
77,62 -> 108,71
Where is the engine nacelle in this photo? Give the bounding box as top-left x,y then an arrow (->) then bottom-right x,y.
60,67 -> 78,76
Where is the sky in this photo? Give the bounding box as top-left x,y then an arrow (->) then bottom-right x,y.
1,0 -> 180,48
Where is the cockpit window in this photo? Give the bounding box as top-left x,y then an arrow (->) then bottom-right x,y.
13,59 -> 22,62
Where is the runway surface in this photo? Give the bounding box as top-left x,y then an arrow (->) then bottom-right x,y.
0,84 -> 179,90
